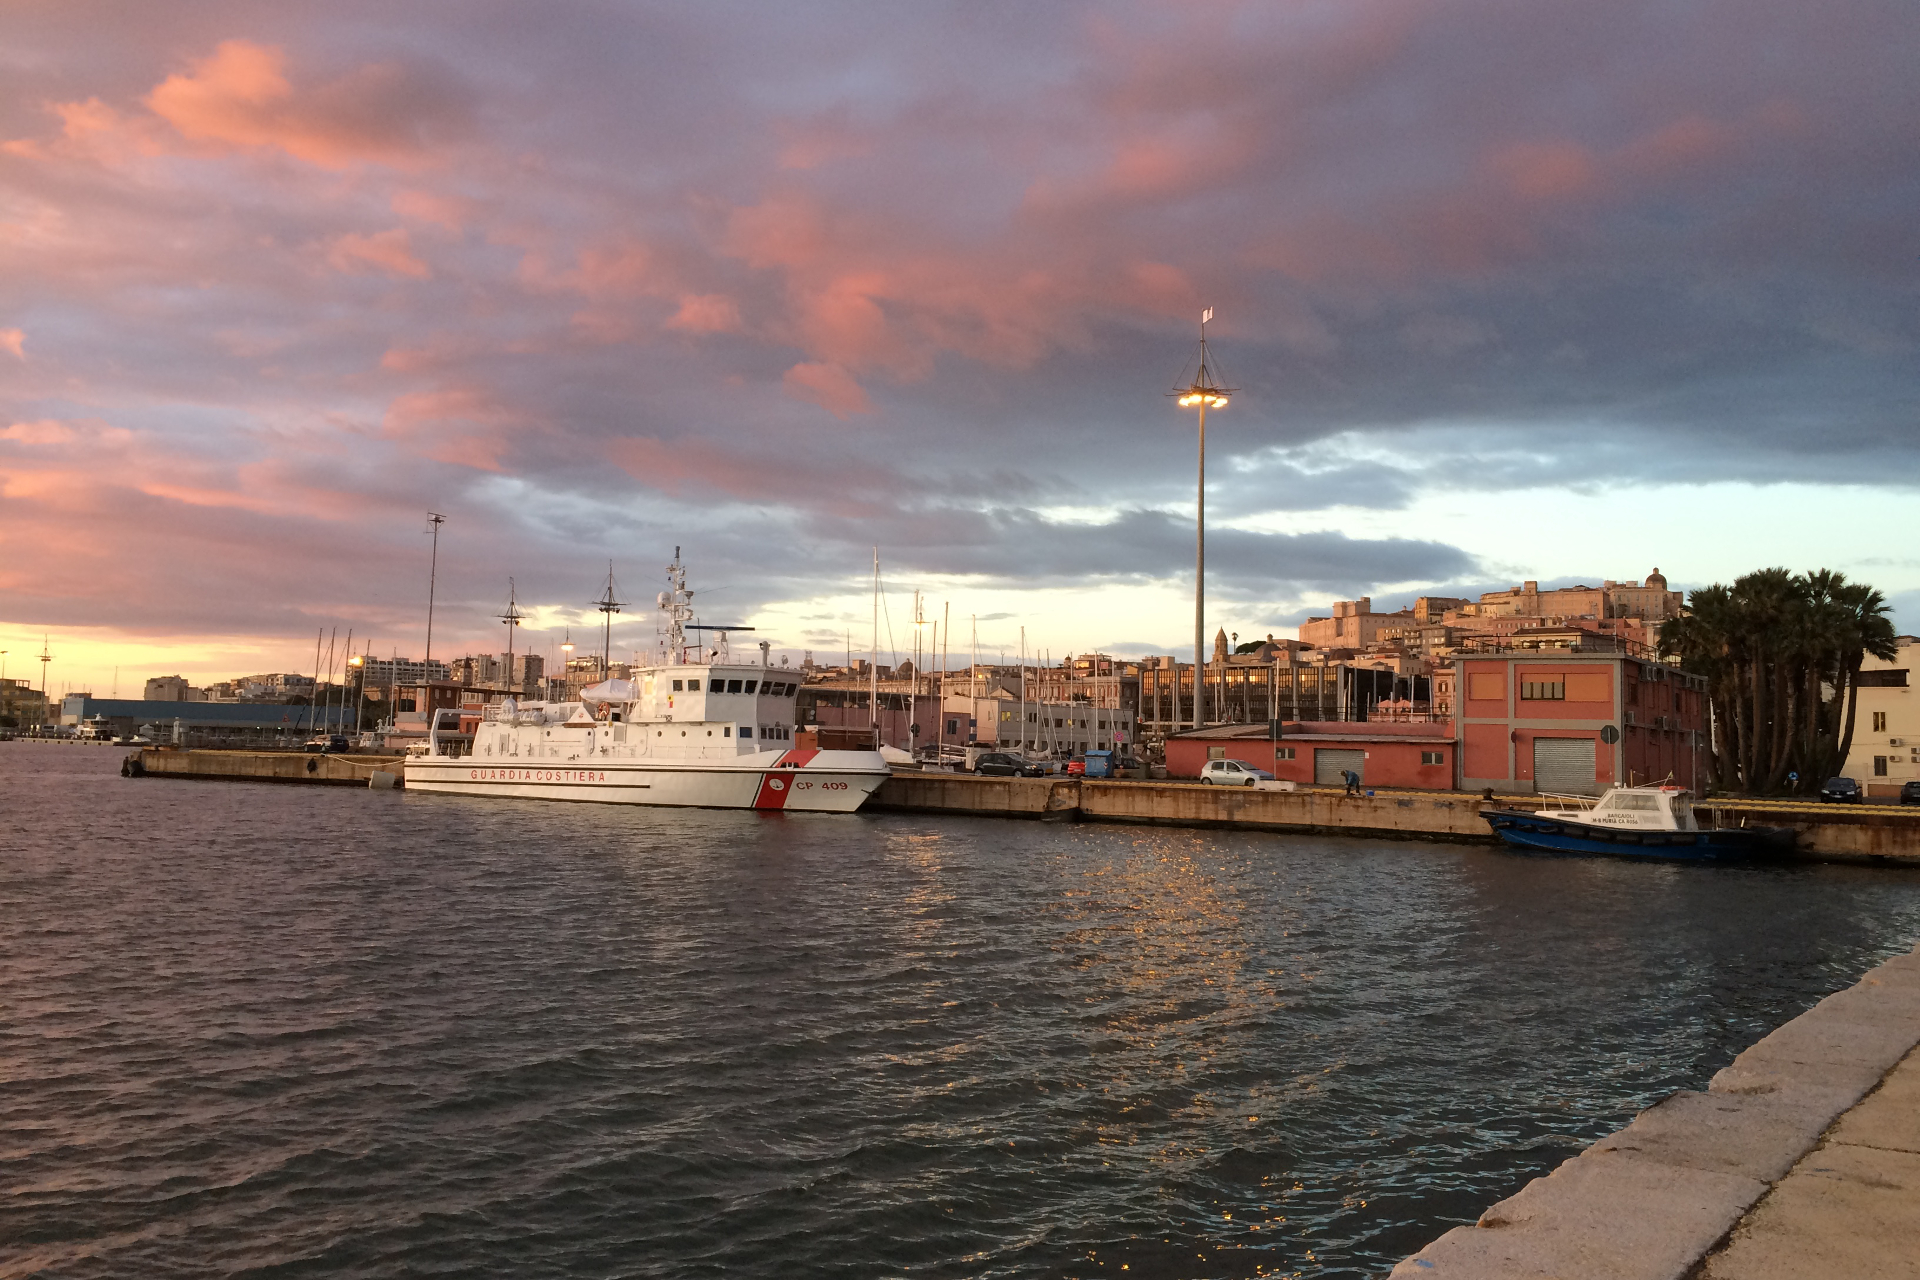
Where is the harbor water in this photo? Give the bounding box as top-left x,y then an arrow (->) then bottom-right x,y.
6,742 -> 1920,1279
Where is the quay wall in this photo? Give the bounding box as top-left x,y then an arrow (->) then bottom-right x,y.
135,748 -> 398,787
128,749 -> 1920,862
870,774 -> 1920,863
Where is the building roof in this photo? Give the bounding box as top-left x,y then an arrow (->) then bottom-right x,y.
60,697 -> 336,730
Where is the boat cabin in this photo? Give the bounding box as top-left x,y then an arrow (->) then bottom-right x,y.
1538,785 -> 1698,832
463,662 -> 804,762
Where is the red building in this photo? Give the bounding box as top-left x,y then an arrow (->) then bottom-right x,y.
1165,721 -> 1456,789
1164,653 -> 1705,795
1453,653 -> 1705,794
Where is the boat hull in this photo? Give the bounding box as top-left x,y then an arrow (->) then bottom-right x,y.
1480,808 -> 1795,861
403,749 -> 890,813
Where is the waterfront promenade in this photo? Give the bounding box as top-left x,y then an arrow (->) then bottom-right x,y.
1390,941 -> 1920,1278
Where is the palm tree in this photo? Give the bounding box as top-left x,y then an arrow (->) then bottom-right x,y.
1662,568 -> 1898,794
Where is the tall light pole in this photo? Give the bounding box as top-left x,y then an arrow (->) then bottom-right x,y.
424,512 -> 445,667
1173,309 -> 1232,729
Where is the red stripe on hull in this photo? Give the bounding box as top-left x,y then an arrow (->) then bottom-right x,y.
753,748 -> 821,809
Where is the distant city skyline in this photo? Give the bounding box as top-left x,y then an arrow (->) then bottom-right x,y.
4,3 -> 1916,694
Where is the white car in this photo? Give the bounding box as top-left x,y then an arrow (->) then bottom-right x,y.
1199,759 -> 1275,786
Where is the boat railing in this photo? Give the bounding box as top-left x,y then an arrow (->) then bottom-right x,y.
1537,792 -> 1600,810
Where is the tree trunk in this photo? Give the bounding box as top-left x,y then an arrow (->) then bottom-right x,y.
1837,659 -> 1863,769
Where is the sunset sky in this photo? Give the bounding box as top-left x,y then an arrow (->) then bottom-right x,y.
4,1 -> 1917,695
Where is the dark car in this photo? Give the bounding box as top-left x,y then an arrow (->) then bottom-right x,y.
1901,781 -> 1920,806
974,752 -> 1046,778
306,734 -> 352,754
1820,777 -> 1863,803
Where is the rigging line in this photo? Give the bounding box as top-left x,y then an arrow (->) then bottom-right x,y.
880,576 -> 899,674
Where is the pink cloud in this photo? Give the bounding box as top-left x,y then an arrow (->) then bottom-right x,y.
381,385 -> 527,470
327,228 -> 431,279
391,188 -> 469,231
144,39 -> 470,169
782,361 -> 871,417
610,434 -> 894,511
1485,141 -> 1601,202
0,329 -> 23,359
666,293 -> 742,334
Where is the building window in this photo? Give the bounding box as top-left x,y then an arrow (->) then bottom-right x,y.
1522,680 -> 1566,700
1873,711 -> 1888,732
745,681 -> 757,694
1421,751 -> 1444,765
727,680 -> 742,693
671,680 -> 683,691
1874,755 -> 1888,776
946,719 -> 959,734
742,726 -> 753,738
1275,747 -> 1295,760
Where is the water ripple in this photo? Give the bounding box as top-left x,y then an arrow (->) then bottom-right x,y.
3,742 -> 1918,1279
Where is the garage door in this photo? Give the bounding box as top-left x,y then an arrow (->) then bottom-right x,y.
1533,737 -> 1598,795
1315,748 -> 1366,786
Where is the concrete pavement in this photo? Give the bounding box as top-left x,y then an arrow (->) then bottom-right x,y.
1389,942 -> 1920,1280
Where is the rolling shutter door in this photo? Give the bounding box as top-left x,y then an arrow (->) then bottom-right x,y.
1315,748 -> 1366,786
1533,737 -> 1597,795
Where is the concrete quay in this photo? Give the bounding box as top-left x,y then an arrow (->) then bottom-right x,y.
1388,942 -> 1920,1280
133,748 -> 400,786
870,773 -> 1920,864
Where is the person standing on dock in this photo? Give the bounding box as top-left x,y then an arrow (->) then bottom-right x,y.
1343,769 -> 1361,796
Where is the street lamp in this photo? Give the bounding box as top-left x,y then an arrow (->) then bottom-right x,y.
1171,308 -> 1234,729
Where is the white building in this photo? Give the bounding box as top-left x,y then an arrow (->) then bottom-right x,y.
1843,635 -> 1918,799
355,655 -> 452,689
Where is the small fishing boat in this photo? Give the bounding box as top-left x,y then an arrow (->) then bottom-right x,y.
1481,784 -> 1796,860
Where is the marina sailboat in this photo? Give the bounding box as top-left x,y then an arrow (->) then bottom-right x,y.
403,551 -> 892,811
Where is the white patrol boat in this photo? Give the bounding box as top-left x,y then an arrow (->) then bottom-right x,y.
1481,783 -> 1795,860
403,553 -> 891,812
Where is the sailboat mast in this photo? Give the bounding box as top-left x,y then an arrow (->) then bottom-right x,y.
869,548 -> 879,734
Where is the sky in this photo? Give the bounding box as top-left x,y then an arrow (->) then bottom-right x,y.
3,0 -> 1917,695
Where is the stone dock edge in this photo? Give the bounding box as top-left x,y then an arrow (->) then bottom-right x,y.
1386,940 -> 1920,1279
124,750 -> 1920,863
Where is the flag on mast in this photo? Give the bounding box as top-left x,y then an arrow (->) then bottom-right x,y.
1202,308 -> 1213,325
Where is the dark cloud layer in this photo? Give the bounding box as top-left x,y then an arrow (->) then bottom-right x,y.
3,0 -> 1917,671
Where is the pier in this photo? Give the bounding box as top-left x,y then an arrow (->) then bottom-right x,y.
1389,940 -> 1920,1279
131,748 -> 401,787
872,773 -> 1920,863
130,749 -> 1920,862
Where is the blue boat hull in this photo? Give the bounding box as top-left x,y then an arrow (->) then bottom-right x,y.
1480,808 -> 1795,862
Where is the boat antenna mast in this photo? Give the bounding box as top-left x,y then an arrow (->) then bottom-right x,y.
595,561 -> 625,678
658,547 -> 695,665
499,578 -> 525,697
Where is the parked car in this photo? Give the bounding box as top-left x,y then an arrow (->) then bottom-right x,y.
1199,759 -> 1275,787
974,752 -> 1047,778
305,734 -> 352,754
1820,777 -> 1863,803
1901,781 -> 1920,806
1065,758 -> 1086,776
